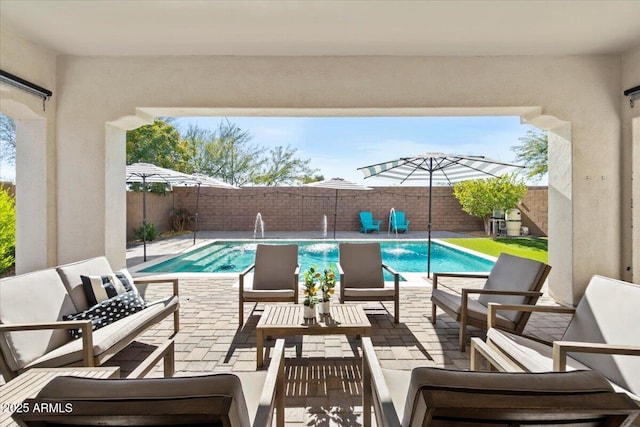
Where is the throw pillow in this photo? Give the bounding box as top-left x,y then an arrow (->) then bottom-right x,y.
81,269 -> 137,306
63,291 -> 146,340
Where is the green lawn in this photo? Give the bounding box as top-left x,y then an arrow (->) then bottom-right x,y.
442,237 -> 548,263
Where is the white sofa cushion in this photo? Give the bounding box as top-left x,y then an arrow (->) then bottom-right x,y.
25,295 -> 178,370
0,268 -> 77,372
486,328 -> 638,399
561,275 -> 640,398
57,256 -> 115,312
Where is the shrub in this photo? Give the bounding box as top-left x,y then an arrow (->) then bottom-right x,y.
0,187 -> 16,274
134,222 -> 158,241
171,208 -> 193,232
453,174 -> 527,235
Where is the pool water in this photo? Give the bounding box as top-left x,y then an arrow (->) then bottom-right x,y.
140,240 -> 495,278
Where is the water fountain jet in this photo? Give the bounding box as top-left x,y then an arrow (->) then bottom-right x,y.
253,212 -> 264,239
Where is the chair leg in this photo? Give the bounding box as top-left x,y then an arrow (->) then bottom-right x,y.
459,322 -> 467,352
239,301 -> 244,327
394,299 -> 399,324
431,303 -> 437,324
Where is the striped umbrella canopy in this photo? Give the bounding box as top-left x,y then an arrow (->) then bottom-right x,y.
179,173 -> 239,244
305,178 -> 372,239
126,163 -> 195,262
358,153 -> 524,276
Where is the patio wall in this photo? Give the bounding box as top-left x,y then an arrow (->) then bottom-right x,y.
127,186 -> 548,237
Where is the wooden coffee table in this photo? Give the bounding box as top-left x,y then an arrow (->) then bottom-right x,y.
256,304 -> 371,368
1,367 -> 120,427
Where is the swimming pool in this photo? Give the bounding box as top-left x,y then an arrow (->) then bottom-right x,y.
140,240 -> 495,276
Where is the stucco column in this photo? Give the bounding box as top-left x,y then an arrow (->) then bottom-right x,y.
547,123 -> 573,305
105,124 -> 126,269
15,118 -> 53,273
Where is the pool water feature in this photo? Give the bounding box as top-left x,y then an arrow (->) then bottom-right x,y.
140,240 -> 495,278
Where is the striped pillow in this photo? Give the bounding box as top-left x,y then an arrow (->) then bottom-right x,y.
80,270 -> 137,307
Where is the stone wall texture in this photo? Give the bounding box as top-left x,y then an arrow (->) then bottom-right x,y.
127,186 -> 548,240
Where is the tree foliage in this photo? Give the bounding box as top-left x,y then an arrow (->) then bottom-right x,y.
511,129 -> 548,182
0,113 -> 16,165
453,175 -> 528,235
0,186 -> 16,274
126,118 -> 191,172
254,145 -> 317,186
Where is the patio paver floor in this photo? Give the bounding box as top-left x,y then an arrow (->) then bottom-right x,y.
116,264 -> 569,426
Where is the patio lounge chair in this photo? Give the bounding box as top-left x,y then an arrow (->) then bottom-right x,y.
15,339 -> 286,427
361,337 -> 639,427
431,253 -> 551,351
337,242 -> 400,323
470,275 -> 640,403
239,244 -> 299,326
359,211 -> 381,234
390,211 -> 410,233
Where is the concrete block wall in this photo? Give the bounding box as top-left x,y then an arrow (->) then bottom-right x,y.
134,185 -> 549,236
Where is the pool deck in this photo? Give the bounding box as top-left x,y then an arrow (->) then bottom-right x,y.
119,232 -> 568,426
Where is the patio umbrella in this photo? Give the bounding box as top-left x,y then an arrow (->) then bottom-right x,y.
304,178 -> 372,239
358,153 -> 524,276
126,163 -> 194,262
179,173 -> 239,244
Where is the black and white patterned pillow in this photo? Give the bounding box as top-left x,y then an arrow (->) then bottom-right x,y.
81,269 -> 137,307
63,291 -> 146,339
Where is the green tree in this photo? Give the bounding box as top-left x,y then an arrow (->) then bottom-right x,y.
511,129 -> 547,182
181,119 -> 320,186
254,145 -> 319,186
453,175 -> 528,235
0,113 -> 16,165
0,186 -> 16,274
126,118 -> 191,172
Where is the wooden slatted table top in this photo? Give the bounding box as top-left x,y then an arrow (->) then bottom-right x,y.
1,367 -> 120,427
257,304 -> 371,331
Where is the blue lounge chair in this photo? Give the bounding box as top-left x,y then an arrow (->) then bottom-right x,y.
390,211 -> 410,233
359,211 -> 381,234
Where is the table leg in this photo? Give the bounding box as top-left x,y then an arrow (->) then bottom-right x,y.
257,329 -> 264,369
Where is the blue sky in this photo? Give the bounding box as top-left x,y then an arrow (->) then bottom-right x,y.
0,116 -> 545,185
173,116 -> 544,186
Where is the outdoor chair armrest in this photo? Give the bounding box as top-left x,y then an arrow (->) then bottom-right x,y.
0,321 -> 95,366
336,262 -> 344,275
470,337 -> 523,372
254,338 -> 285,427
382,263 -> 399,277
432,272 -> 489,289
134,277 -> 179,297
552,341 -> 640,371
487,303 -> 575,329
362,336 -> 402,427
240,263 -> 256,278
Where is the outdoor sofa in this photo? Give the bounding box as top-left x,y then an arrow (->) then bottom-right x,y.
15,339 -> 286,427
470,275 -> 640,404
0,256 -> 179,381
361,336 -> 639,426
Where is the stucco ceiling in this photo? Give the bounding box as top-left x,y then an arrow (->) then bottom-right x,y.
1,0 -> 639,56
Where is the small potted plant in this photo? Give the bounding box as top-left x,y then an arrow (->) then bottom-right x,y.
318,264 -> 336,315
302,266 -> 319,318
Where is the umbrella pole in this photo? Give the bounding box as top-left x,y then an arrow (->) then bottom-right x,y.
193,184 -> 201,245
142,176 -> 147,262
427,161 -> 433,278
333,189 -> 338,239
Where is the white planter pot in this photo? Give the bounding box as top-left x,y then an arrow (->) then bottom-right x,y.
318,301 -> 331,315
303,304 -> 316,319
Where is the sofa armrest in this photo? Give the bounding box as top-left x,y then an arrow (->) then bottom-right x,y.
487,303 -> 575,329
134,277 -> 179,297
553,341 -> 640,371
362,336 -> 402,427
254,338 -> 285,427
0,321 -> 95,366
432,272 -> 489,290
